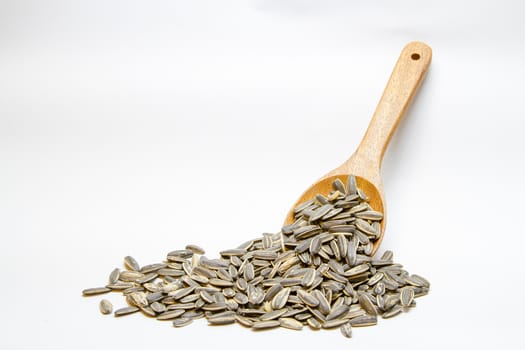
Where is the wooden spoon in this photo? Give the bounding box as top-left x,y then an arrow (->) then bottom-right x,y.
284,41 -> 432,255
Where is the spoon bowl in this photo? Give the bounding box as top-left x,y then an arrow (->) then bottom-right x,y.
284,41 -> 432,256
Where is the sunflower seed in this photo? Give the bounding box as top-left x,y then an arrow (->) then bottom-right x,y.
248,288 -> 265,305
358,293 -> 378,316
280,278 -> 302,287
202,259 -> 231,270
346,308 -> 367,320
368,272 -> 384,286
236,278 -> 248,291
118,270 -> 143,282
222,288 -> 236,298
346,240 -> 357,266
307,317 -> 322,330
213,292 -> 226,304
312,290 -> 330,315
340,322 -> 353,338
207,311 -> 236,325
294,226 -> 322,239
167,249 -> 193,259
208,278 -> 233,287
264,284 -> 283,301
355,211 -> 383,220
140,306 -> 156,317
309,236 -> 322,255
172,317 -> 192,327
219,249 -> 246,257
349,314 -> 377,327
271,288 -> 291,309
180,294 -> 200,303
400,287 -> 415,307
156,310 -> 186,320
136,273 -> 157,284
345,264 -> 369,277
234,314 -> 253,327
322,207 -> 344,220
140,263 -> 167,274
409,274 -> 431,288
108,268 -> 120,284
171,286 -> 196,300
348,203 -> 368,214
346,175 -> 357,195
260,309 -> 288,321
150,302 -> 166,313
310,204 -> 334,222
124,256 -> 140,271
127,292 -> 148,307
252,320 -> 280,330
355,219 -> 378,236
185,244 -> 205,255
253,251 -> 278,260
157,268 -> 184,277
357,188 -> 368,201
114,306 -> 139,317
243,263 -> 255,281
382,305 -> 403,319
82,287 -> 111,296
322,318 -> 348,329
297,290 -> 319,307
279,317 -> 303,330
326,304 -> 349,321
99,299 -> 113,314
215,269 -> 232,282
294,199 -> 315,213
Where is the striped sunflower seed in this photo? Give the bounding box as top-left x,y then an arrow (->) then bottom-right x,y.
82,287 -> 111,296
358,293 -> 378,316
252,320 -> 280,330
264,284 -> 283,302
235,314 -> 253,327
167,249 -> 193,259
140,263 -> 166,274
124,256 -> 140,271
326,304 -> 349,321
279,317 -> 303,330
400,286 -> 415,307
297,290 -> 319,307
312,290 -> 330,315
108,268 -> 120,284
114,306 -> 139,317
382,305 -> 403,319
99,299 -> 113,315
185,244 -> 205,255
260,309 -> 288,321
346,175 -> 357,195
172,317 -> 193,327
156,310 -> 185,320
150,302 -> 166,313
349,314 -> 377,327
307,317 -> 322,330
340,322 -> 353,338
207,311 -> 236,325
322,318 -> 348,329
271,288 -> 291,310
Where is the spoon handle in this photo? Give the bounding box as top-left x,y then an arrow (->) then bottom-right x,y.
353,41 -> 432,171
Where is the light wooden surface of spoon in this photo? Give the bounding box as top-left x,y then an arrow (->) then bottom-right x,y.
284,41 -> 432,255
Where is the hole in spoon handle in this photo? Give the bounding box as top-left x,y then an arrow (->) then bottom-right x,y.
354,41 -> 432,171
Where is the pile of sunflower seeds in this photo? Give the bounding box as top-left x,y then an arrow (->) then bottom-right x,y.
83,175 -> 429,338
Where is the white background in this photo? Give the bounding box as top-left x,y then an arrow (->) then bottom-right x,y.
1,0 -> 524,349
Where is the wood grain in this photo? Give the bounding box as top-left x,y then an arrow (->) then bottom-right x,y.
284,41 -> 432,255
